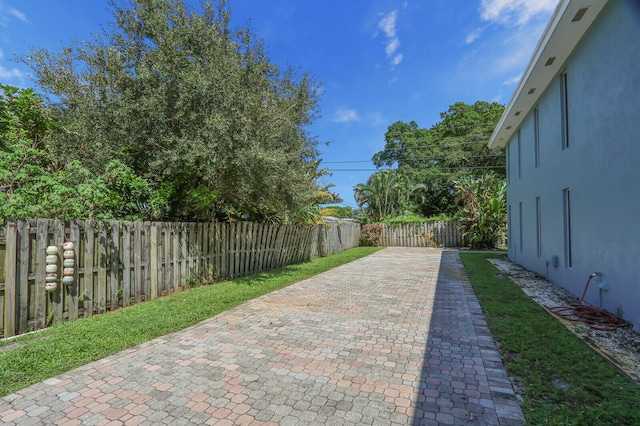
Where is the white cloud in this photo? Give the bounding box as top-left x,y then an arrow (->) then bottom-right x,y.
385,38 -> 400,57
378,11 -> 397,39
479,0 -> 558,27
333,108 -> 359,123
458,0 -> 557,88
0,48 -> 24,80
494,20 -> 547,74
8,7 -> 27,23
0,64 -> 22,79
466,27 -> 484,44
0,2 -> 28,26
377,10 -> 403,68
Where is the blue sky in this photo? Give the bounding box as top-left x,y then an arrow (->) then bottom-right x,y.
0,0 -> 558,207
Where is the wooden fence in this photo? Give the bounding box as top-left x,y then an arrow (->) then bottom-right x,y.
379,221 -> 465,247
0,219 -> 360,338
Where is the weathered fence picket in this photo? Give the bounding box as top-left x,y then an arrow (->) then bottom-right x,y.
34,220 -> 47,329
0,219 -> 360,338
4,222 -> 17,337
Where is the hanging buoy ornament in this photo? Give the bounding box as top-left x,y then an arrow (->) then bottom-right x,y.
62,242 -> 75,286
45,246 -> 59,291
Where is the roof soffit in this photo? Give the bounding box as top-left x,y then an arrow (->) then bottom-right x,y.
488,0 -> 609,149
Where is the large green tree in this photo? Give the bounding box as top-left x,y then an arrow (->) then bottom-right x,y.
0,83 -> 166,224
23,0 -> 322,222
372,101 -> 505,216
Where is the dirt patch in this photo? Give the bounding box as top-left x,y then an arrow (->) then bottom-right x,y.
489,258 -> 640,386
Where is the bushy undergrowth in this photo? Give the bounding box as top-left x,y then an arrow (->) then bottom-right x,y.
455,173 -> 506,249
360,224 -> 384,246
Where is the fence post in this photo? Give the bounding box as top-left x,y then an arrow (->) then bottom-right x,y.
16,220 -> 29,335
96,222 -> 107,313
3,221 -> 17,338
172,223 -> 180,291
84,221 -> 95,317
180,223 -> 188,285
317,225 -> 327,257
34,219 -> 48,329
122,222 -> 132,307
150,223 -> 158,300
160,223 -> 172,293
110,221 -> 121,309
52,220 -> 65,323
69,221 -> 81,321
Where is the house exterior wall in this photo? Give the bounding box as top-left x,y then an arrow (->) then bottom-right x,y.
506,0 -> 640,327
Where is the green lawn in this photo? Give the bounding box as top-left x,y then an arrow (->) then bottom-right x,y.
0,247 -> 383,397
459,252 -> 640,426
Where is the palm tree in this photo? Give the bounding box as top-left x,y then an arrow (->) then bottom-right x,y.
354,170 -> 424,221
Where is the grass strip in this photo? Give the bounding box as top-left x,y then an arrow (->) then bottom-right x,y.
459,253 -> 640,425
0,246 -> 383,397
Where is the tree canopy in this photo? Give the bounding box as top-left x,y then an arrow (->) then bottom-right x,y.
370,101 -> 505,217
1,83 -> 173,223
19,0 -> 323,222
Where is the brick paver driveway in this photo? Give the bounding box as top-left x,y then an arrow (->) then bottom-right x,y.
0,247 -> 525,425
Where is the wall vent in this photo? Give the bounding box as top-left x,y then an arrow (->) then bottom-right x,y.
545,57 -> 556,66
572,7 -> 588,22
527,88 -> 536,94
514,111 -> 521,116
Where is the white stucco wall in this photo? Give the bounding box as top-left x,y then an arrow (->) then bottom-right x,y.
506,0 -> 640,327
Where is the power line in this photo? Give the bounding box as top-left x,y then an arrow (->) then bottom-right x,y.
337,201 -> 358,208
383,137 -> 496,149
322,154 -> 504,164
386,120 -> 501,132
327,166 -> 505,172
323,160 -> 372,164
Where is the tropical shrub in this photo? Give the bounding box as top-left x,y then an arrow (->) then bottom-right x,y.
354,170 -> 425,222
360,224 -> 384,247
455,173 -> 506,249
